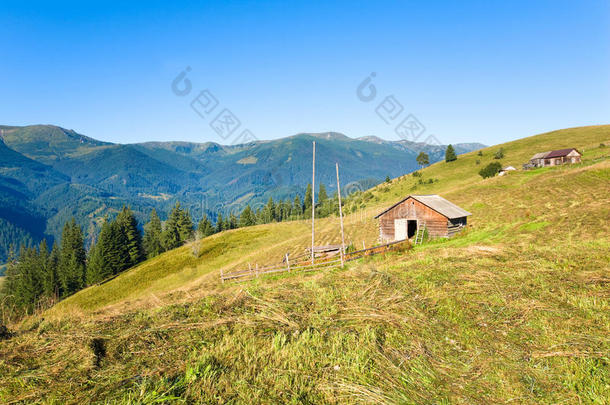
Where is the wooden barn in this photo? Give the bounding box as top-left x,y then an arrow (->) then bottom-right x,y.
375,195 -> 471,242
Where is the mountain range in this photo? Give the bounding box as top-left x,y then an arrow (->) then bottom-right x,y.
0,124 -> 485,264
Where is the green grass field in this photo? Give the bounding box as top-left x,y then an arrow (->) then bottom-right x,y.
1,126 -> 609,404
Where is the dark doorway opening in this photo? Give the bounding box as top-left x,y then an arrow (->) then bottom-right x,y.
407,220 -> 418,238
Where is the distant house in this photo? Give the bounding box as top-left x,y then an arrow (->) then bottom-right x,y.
375,195 -> 471,242
525,148 -> 581,168
498,166 -> 516,176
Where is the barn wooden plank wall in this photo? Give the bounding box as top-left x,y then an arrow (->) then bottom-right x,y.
378,197 -> 449,241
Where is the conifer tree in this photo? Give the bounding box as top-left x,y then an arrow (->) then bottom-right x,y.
86,239 -> 106,285
318,184 -> 328,204
178,209 -> 194,241
264,197 -> 275,223
44,242 -> 60,299
216,213 -> 224,233
292,195 -> 303,218
304,183 -> 313,217
229,213 -> 238,229
58,219 -> 86,296
107,220 -> 130,273
197,214 -> 215,237
162,202 -> 184,250
116,206 -> 144,266
16,246 -> 43,312
239,205 -> 256,227
317,184 -> 329,217
143,208 -> 164,259
445,144 -> 457,162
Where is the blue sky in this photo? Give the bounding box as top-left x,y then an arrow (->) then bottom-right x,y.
1,0 -> 608,146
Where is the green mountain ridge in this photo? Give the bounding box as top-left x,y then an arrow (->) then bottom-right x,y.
0,124 -> 485,263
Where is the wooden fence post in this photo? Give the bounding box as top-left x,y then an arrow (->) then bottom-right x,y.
285,253 -> 290,272
336,162 -> 345,268
311,141 -> 316,265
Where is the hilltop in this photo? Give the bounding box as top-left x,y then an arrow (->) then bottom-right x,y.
0,124 -> 483,263
0,125 -> 608,403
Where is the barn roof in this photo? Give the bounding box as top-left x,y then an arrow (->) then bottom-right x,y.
545,148 -> 580,158
375,194 -> 472,219
530,151 -> 550,160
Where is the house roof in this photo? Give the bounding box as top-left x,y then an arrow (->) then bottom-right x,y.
545,148 -> 580,158
375,194 -> 472,219
530,151 -> 550,160
502,166 -> 516,171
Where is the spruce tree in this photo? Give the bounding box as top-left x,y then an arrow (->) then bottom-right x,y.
16,246 -> 43,312
229,213 -> 238,229
317,184 -> 329,217
264,197 -> 275,223
216,213 -> 224,233
58,219 -> 86,297
177,209 -> 194,241
86,239 -> 105,285
162,202 -> 184,250
116,206 -> 144,267
318,184 -> 328,204
44,242 -> 60,299
108,220 -> 130,273
197,214 -> 215,237
304,183 -> 313,217
143,209 -> 164,259
239,205 -> 255,227
292,195 -> 303,218
445,144 -> 457,162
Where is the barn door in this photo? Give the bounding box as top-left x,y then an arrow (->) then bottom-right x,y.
394,219 -> 409,241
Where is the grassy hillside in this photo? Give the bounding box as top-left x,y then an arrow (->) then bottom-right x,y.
0,126 -> 608,403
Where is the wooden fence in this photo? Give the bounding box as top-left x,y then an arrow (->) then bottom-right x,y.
220,238 -> 410,282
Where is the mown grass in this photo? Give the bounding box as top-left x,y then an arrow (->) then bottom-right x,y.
0,126 -> 609,404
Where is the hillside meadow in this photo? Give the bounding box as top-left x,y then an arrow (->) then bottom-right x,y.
0,126 -> 609,404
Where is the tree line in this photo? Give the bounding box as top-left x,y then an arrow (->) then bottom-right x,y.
1,182 -> 345,316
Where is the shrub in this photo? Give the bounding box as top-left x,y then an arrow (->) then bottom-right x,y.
477,150 -> 483,156
412,171 -> 422,177
479,161 -> 502,178
494,148 -> 505,159
476,159 -> 481,165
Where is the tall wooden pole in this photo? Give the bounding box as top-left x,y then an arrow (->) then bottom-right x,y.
311,141 -> 316,265
336,162 -> 345,267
